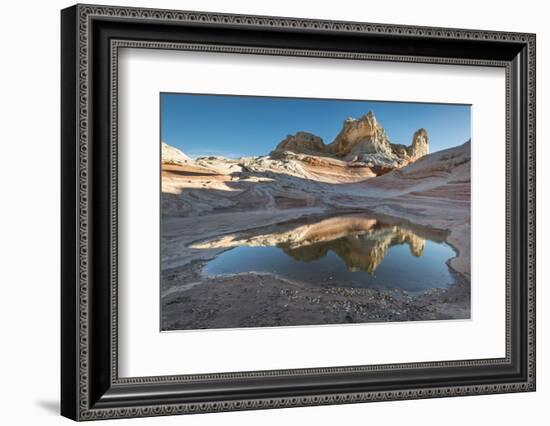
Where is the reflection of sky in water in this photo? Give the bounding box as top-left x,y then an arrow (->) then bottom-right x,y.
205,239 -> 455,293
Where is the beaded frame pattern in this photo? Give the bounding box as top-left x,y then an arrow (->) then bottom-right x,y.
74,4 -> 535,420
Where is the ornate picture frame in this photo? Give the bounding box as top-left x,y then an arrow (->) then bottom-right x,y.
61,4 -> 535,421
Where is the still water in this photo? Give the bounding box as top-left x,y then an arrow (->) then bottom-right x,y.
198,214 -> 456,293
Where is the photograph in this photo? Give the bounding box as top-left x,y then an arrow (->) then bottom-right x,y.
160,94 -> 472,331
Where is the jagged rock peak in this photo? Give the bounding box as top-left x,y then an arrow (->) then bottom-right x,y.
389,128 -> 429,162
409,128 -> 429,160
329,111 -> 391,158
344,110 -> 375,123
273,131 -> 327,155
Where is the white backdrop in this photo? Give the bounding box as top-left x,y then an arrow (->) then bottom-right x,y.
0,0 -> 547,425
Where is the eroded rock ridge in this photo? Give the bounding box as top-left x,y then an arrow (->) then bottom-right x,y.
271,111 -> 429,172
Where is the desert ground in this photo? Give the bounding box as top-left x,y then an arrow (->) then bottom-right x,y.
160,112 -> 471,330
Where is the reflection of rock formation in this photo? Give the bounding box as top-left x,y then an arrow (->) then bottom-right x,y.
281,226 -> 425,274
192,214 -> 439,274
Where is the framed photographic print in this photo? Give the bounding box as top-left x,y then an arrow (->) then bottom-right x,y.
61,4 -> 536,421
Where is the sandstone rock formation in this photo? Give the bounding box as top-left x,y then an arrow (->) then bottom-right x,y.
271,111 -> 429,173
275,131 -> 328,155
161,138 -> 468,219
391,128 -> 429,162
328,111 -> 392,158
162,142 -> 190,164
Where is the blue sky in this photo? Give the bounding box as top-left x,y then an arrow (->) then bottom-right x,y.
161,93 -> 471,159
